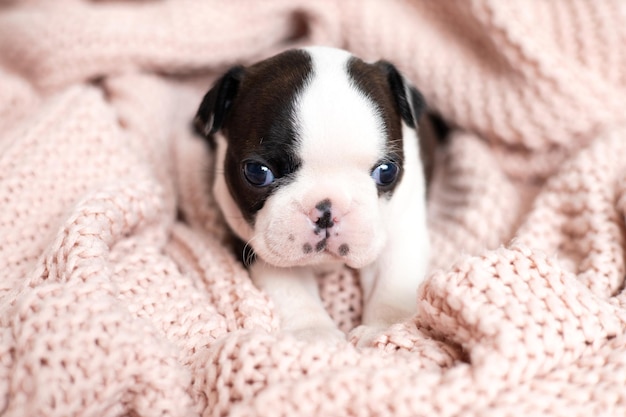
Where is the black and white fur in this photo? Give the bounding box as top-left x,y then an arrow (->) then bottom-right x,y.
195,46 -> 436,344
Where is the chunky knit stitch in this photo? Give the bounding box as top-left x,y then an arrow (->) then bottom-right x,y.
1,1 -> 626,416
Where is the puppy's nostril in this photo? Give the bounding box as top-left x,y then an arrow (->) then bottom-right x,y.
315,210 -> 334,229
309,199 -> 335,229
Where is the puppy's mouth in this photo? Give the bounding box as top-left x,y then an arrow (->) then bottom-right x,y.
263,228 -> 352,265
302,238 -> 350,258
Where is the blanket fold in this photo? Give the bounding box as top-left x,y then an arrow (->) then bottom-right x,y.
2,1 -> 626,416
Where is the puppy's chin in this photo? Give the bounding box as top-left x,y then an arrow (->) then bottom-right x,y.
251,240 -> 381,270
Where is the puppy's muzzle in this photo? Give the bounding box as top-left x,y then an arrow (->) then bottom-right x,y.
301,198 -> 351,257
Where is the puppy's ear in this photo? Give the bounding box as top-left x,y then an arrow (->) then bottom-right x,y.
194,66 -> 245,138
375,61 -> 426,128
377,61 -> 447,189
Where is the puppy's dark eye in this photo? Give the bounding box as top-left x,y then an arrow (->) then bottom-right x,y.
371,162 -> 399,186
243,161 -> 275,187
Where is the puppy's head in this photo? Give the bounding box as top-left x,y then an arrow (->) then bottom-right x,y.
196,47 -> 434,268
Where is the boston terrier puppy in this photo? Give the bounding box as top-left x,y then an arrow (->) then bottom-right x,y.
195,46 -> 437,344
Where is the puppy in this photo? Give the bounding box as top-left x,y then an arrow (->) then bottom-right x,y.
195,46 -> 437,344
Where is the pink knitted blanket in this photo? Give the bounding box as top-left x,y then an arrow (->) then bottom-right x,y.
2,1 -> 626,415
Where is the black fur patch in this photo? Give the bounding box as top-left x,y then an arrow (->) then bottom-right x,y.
347,58 -> 433,195
196,50 -> 313,224
347,58 -> 405,197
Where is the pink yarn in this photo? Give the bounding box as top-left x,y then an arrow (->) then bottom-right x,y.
1,1 -> 626,415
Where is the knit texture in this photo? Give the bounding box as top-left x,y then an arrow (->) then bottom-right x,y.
2,1 -> 626,416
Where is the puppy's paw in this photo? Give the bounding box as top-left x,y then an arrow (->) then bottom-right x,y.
289,326 -> 347,345
349,324 -> 387,348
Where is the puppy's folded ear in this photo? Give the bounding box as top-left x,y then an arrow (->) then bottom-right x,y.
375,61 -> 426,129
194,66 -> 245,139
376,61 -> 447,188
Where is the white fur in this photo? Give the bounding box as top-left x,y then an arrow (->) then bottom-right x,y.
213,47 -> 429,345
213,134 -> 255,242
359,124 -> 429,328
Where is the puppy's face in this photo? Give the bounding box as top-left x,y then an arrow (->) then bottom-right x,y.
196,47 -> 433,269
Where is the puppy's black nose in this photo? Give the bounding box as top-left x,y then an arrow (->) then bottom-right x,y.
315,209 -> 334,229
314,199 -> 334,229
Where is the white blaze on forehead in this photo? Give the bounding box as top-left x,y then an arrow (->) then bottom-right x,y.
296,47 -> 387,169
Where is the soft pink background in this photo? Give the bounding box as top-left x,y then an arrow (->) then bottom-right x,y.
1,1 -> 626,416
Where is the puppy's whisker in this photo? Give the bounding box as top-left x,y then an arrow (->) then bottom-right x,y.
384,142 -> 404,160
242,236 -> 260,267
